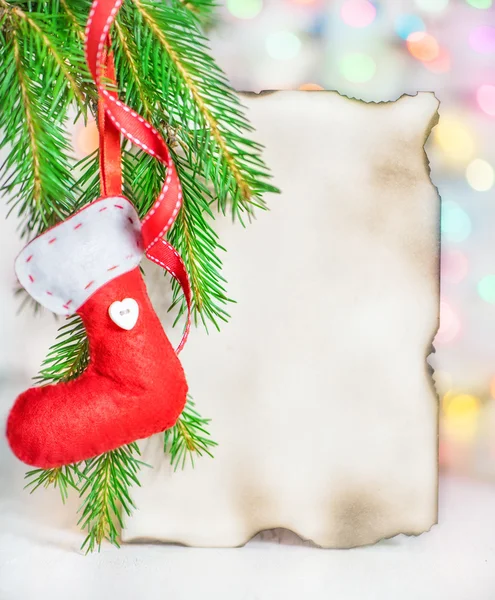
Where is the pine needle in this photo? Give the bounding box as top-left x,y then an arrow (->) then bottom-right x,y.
0,0 -> 88,236
164,396 -> 217,471
24,464 -> 82,504
35,315 -> 89,384
78,442 -> 147,553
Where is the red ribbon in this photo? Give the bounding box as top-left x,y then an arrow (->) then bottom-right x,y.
85,0 -> 191,353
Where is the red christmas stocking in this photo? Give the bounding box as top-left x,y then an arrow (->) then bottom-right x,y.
7,196 -> 188,469
8,0 -> 193,469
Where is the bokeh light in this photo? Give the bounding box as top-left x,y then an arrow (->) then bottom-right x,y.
265,31 -> 302,60
466,0 -> 493,8
441,250 -> 469,284
340,0 -> 376,28
299,83 -> 324,90
437,300 -> 461,344
339,53 -> 376,83
423,47 -> 451,73
415,0 -> 450,12
441,201 -> 472,242
478,275 -> 495,304
226,0 -> 263,19
466,159 -> 494,191
442,392 -> 481,443
443,393 -> 481,419
469,26 -> 495,54
477,85 -> 495,116
434,116 -> 475,164
74,119 -> 99,157
395,14 -> 426,40
490,376 -> 495,399
406,32 -> 440,62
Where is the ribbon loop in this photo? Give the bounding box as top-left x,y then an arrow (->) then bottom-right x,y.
85,0 -> 191,353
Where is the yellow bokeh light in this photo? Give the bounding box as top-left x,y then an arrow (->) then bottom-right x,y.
443,393 -> 480,417
434,116 -> 476,164
466,158 -> 494,191
442,393 -> 481,442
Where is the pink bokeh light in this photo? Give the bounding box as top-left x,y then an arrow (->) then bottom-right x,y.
340,0 -> 376,28
469,26 -> 495,54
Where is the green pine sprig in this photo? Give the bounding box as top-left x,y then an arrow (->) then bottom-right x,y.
0,0 -> 278,552
78,442 -> 146,553
0,0 -> 91,237
122,0 -> 279,218
164,395 -> 217,470
35,315 -> 89,384
25,464 -> 82,503
28,318 -> 215,552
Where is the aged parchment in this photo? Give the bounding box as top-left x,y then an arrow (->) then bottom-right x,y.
123,91 -> 440,548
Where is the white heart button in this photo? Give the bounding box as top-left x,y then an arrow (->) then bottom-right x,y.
108,298 -> 139,331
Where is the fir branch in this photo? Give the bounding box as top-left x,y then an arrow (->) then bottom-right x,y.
24,464 -> 82,503
122,145 -> 231,327
179,0 -> 217,27
0,0 -> 277,556
113,19 -> 154,120
164,396 -> 217,470
73,148 -> 100,209
129,0 -> 279,218
168,152 -> 231,328
10,33 -> 42,218
112,11 -> 232,326
0,3 -> 80,236
35,315 -> 89,384
59,0 -> 86,42
78,442 -> 146,553
7,2 -> 86,111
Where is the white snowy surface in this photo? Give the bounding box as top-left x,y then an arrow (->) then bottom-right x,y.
0,454 -> 494,600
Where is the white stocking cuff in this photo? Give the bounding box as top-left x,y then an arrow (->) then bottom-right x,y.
15,197 -> 143,315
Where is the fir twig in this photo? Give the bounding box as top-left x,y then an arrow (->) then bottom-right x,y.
24,464 -> 82,503
78,442 -> 147,553
59,0 -> 86,42
35,315 -> 89,384
179,0 -> 217,24
7,3 -> 86,111
164,396 -> 217,471
1,0 -> 276,553
0,0 -> 81,236
129,0 -> 279,218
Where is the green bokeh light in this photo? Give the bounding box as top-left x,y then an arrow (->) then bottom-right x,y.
441,201 -> 472,242
339,53 -> 376,83
227,0 -> 263,20
478,276 -> 495,303
265,31 -> 302,60
466,0 -> 492,8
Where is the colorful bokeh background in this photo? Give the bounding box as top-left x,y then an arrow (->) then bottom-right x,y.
209,0 -> 495,480
75,0 -> 495,479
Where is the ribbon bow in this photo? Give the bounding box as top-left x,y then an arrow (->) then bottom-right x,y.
85,0 -> 191,353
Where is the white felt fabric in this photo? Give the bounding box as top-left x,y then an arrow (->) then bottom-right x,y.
15,197 -> 143,315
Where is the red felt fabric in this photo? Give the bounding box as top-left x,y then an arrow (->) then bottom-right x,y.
7,268 -> 188,468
